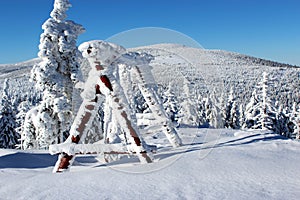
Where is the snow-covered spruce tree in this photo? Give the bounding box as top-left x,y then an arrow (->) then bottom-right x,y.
239,104 -> 245,129
27,0 -> 85,149
243,72 -> 277,131
230,101 -> 241,129
0,79 -> 19,148
287,102 -> 300,139
177,79 -> 198,126
243,89 -> 259,129
196,95 -> 208,127
163,83 -> 179,123
294,110 -> 300,140
224,88 -> 240,129
255,72 -> 277,130
15,101 -> 31,148
274,105 -> 289,137
204,94 -> 223,129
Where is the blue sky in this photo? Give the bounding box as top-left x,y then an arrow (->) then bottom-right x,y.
0,0 -> 299,65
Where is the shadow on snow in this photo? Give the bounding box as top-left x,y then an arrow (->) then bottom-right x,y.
0,131 -> 288,169
0,152 -> 58,169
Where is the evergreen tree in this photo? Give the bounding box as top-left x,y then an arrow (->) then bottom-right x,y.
273,105 -> 289,136
239,104 -> 245,129
205,94 -> 223,128
177,79 -> 198,126
15,101 -> 31,148
27,0 -> 85,149
295,107 -> 300,139
196,95 -> 208,127
243,72 -> 277,131
224,88 -> 235,128
243,89 -> 259,129
163,84 -> 179,123
231,101 -> 241,129
288,102 -> 300,139
255,72 -> 277,130
0,80 -> 19,148
21,107 -> 38,149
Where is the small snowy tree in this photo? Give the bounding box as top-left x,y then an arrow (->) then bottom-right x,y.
15,101 -> 31,148
295,104 -> 300,139
288,102 -> 300,139
27,0 -> 85,149
163,84 -> 179,123
178,79 -> 198,126
243,89 -> 259,129
274,105 -> 289,137
204,94 -> 223,128
21,107 -> 38,149
231,101 -> 241,129
224,88 -> 239,129
0,80 -> 19,148
196,95 -> 208,127
239,104 -> 245,129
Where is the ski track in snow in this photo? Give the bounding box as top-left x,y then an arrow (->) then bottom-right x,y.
1,128 -> 300,200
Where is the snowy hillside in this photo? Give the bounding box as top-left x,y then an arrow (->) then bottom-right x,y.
0,58 -> 40,87
1,128 -> 299,199
1,43 -> 298,107
132,44 -> 299,108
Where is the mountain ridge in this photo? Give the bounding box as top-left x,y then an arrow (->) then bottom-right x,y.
0,43 -> 299,111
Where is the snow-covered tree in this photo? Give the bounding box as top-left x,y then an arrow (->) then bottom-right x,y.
255,72 -> 277,130
204,94 -> 223,128
15,101 -> 31,148
224,88 -> 240,129
287,102 -> 300,139
21,107 -> 38,149
163,83 -> 179,123
0,80 -> 19,148
196,95 -> 208,127
243,89 -> 259,129
239,104 -> 245,129
178,79 -> 198,126
274,105 -> 290,137
26,0 -> 85,149
230,101 -> 241,129
243,72 -> 277,131
294,108 -> 300,139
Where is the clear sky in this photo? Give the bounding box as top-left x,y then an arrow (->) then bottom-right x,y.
0,0 -> 299,66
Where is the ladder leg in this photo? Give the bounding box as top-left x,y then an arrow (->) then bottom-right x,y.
53,99 -> 99,172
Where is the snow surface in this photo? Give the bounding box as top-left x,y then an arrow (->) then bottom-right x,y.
1,128 -> 300,200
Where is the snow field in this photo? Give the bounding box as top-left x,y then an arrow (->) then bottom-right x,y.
1,128 -> 300,200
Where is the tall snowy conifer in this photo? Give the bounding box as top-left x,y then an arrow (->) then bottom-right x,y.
27,0 -> 85,149
0,80 -> 19,148
244,72 -> 277,131
255,72 -> 277,130
243,89 -> 259,129
288,103 -> 300,139
224,88 -> 235,128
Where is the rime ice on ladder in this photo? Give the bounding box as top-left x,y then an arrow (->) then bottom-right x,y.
50,41 -> 150,172
49,40 -> 182,172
